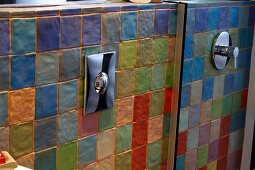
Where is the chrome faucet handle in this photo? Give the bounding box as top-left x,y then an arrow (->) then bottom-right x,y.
214,45 -> 239,68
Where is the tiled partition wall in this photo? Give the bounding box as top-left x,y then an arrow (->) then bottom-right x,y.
176,1 -> 255,170
0,2 -> 178,170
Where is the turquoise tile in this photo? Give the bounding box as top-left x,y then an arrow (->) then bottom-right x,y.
208,8 -> 219,31
35,148 -> 56,170
12,19 -> 36,54
151,64 -> 165,90
59,80 -> 78,113
102,13 -> 121,43
191,57 -> 204,81
229,6 -> 239,28
122,12 -> 137,40
179,107 -> 189,132
175,155 -> 184,170
147,140 -> 161,167
0,92 -> 8,126
0,56 -> 9,91
78,135 -> 97,166
58,111 -> 78,144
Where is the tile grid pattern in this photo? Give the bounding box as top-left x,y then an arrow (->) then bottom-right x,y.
0,3 -> 177,170
176,2 -> 255,170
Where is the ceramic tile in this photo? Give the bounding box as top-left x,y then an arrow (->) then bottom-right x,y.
150,90 -> 164,117
192,57 -> 204,81
12,19 -> 36,54
196,145 -> 208,168
116,124 -> 132,153
97,156 -> 115,170
198,123 -> 210,146
186,9 -> 195,34
132,145 -> 147,170
81,46 -> 100,76
36,51 -> 59,85
222,95 -> 232,116
117,70 -> 135,98
167,37 -> 176,62
101,43 -> 120,69
190,80 -> 202,105
16,153 -> 34,169
116,97 -> 134,126
35,148 -> 56,170
8,88 -> 35,125
184,35 -> 194,59
83,14 -> 101,46
102,13 -> 120,43
165,63 -> 174,87
0,92 -> 8,126
207,161 -> 217,170
153,37 -> 168,64
176,155 -> 185,170
97,129 -> 115,159
11,54 -> 35,90
187,127 -> 199,151
195,8 -> 208,32
58,111 -> 78,144
219,7 -> 228,29
200,100 -> 212,124
78,109 -> 98,138
239,28 -> 248,49
80,162 -> 97,170
58,80 -> 78,113
205,31 -> 217,55
132,120 -> 148,149
202,77 -> 214,101
0,19 -> 10,55
185,149 -> 197,170
60,48 -> 80,81
207,8 -> 219,31
138,11 -> 154,38
57,141 -> 77,170
147,140 -> 161,167
119,41 -> 136,69
229,129 -> 244,153
238,7 -> 248,27
35,117 -> 56,151
163,114 -> 170,136
182,59 -> 192,85
164,88 -> 172,113
179,107 -> 189,132
169,10 -> 177,35
217,156 -> 227,170
137,38 -> 153,66
37,17 -> 60,52
180,84 -> 191,108
208,140 -> 219,163
229,7 -> 239,28
0,56 -> 9,91
0,127 -> 9,151
194,33 -> 206,57
248,6 -> 255,26
151,64 -> 165,90
218,135 -> 229,158
232,91 -> 242,113
229,28 -> 239,47
10,122 -> 33,158
122,12 -> 137,40
161,137 -> 169,161
78,135 -> 96,166
223,73 -> 235,95
133,93 -> 150,122
189,104 -> 200,128
213,75 -> 224,98
36,84 -> 57,119
230,110 -> 245,132
135,66 -> 151,94
148,115 -> 163,143
209,119 -> 221,143
115,151 -> 131,170
98,106 -> 116,131
154,10 -> 169,35
211,98 -> 222,120
177,131 -> 187,156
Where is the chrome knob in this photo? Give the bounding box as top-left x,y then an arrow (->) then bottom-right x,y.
214,45 -> 239,68
94,72 -> 108,94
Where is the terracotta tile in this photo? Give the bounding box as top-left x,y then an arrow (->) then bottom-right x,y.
133,93 -> 150,122
98,156 -> 115,170
16,153 -> 34,169
200,100 -> 212,124
97,129 -> 116,160
148,115 -> 163,143
177,131 -> 187,156
8,88 -> 35,125
116,97 -> 134,126
160,162 -> 167,170
132,146 -> 147,170
220,115 -> 230,137
0,127 -> 9,151
132,120 -> 148,149
164,88 -> 172,113
218,135 -> 229,158
217,156 -> 227,170
185,149 -> 197,170
78,109 -> 98,138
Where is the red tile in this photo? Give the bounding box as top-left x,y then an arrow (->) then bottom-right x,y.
241,89 -> 248,109
132,120 -> 148,149
197,166 -> 207,170
164,88 -> 172,113
133,93 -> 150,122
78,109 -> 98,137
160,162 -> 167,170
220,115 -> 230,137
132,146 -> 147,170
217,156 -> 227,170
218,135 -> 229,158
177,131 -> 187,156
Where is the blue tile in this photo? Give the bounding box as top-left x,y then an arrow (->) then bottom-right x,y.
154,10 -> 169,36
83,14 -> 101,46
169,10 -> 177,35
102,13 -> 121,43
0,19 -> 10,56
37,10 -> 59,17
249,6 -> 255,26
122,12 -> 137,41
184,35 -> 194,59
59,80 -> 78,113
35,117 -> 57,151
224,73 -> 235,95
12,19 -> 36,55
202,77 -> 214,101
58,111 -> 78,145
189,104 -> 200,128
60,48 -> 80,81
247,27 -> 254,48
191,57 -> 204,81
195,8 -> 208,32
36,51 -> 59,86
239,28 -> 248,49
61,16 -> 81,48
138,4 -> 154,10
11,54 -> 35,90
234,71 -> 244,92
38,17 -> 60,52
219,7 -> 229,29
236,50 -> 245,69
239,7 -> 249,27
0,92 -> 8,126
138,11 -> 154,38
230,110 -> 246,132
208,8 -> 219,31
175,155 -> 185,170
36,84 -> 57,119
182,59 -> 192,85
229,7 -> 239,28
181,84 -> 191,108
35,148 -> 56,170
61,8 -> 81,15
186,9 -> 195,34
78,135 -> 97,166
103,7 -> 120,13
155,3 -> 169,9
121,5 -> 138,11
244,49 -> 251,68
0,56 -> 9,91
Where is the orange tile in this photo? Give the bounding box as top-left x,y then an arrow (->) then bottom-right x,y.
133,93 -> 150,122
132,146 -> 146,170
116,96 -> 134,126
132,120 -> 148,149
148,115 -> 163,143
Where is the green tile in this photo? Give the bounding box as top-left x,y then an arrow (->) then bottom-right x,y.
150,90 -> 164,117
204,56 -> 217,78
153,37 -> 168,64
135,66 -> 151,94
151,64 -> 165,90
57,141 -> 77,170
117,70 -> 135,98
165,62 -> 174,88
194,33 -> 206,57
196,144 -> 208,168
98,105 -> 116,131
116,124 -> 132,153
211,98 -> 223,120
205,31 -> 217,55
119,41 -> 137,69
79,79 -> 84,108
147,140 -> 161,167
161,137 -> 169,162
222,94 -> 232,116
232,92 -> 242,113
137,39 -> 153,66
116,151 -> 131,170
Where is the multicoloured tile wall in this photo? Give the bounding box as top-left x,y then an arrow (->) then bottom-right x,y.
176,1 -> 255,170
0,2 -> 178,170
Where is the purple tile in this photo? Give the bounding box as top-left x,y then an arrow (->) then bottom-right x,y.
154,10 -> 169,36
208,140 -> 219,163
188,104 -> 200,128
0,19 -> 10,55
83,14 -> 101,46
198,123 -> 210,146
195,8 -> 208,32
61,8 -> 81,15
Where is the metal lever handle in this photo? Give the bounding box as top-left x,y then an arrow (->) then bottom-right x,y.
214,45 -> 239,68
